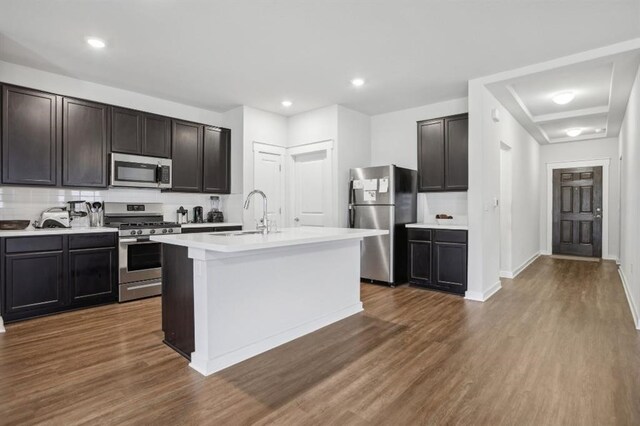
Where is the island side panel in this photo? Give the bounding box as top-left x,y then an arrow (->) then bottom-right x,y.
161,244 -> 195,359
188,238 -> 364,376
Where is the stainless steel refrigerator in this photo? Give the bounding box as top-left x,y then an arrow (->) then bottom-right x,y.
348,165 -> 417,286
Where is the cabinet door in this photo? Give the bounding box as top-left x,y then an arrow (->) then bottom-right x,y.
417,119 -> 445,192
409,240 -> 432,285
111,107 -> 142,155
171,120 -> 203,192
202,126 -> 231,193
4,251 -> 65,319
1,85 -> 60,185
62,98 -> 109,187
142,113 -> 171,158
433,242 -> 467,294
69,247 -> 117,306
445,115 -> 468,191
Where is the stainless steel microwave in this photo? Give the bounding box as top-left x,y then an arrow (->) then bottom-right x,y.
110,153 -> 172,189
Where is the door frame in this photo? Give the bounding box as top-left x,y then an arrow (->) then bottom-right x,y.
545,158 -> 610,259
286,140 -> 335,227
253,142 -> 286,226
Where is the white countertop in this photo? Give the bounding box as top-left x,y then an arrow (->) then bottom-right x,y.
0,226 -> 118,237
406,222 -> 468,230
180,222 -> 243,229
151,226 -> 387,253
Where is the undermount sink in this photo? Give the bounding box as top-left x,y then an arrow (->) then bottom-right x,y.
212,230 -> 281,237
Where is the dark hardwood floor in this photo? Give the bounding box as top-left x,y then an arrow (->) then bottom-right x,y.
1,256 -> 638,425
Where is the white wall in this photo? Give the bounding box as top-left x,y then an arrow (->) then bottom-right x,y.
241,106 -> 288,226
288,105 -> 338,147
370,98 -> 469,222
484,90 -> 541,278
466,83 -> 542,300
337,106 -> 371,227
539,138 -> 620,260
0,60 -> 245,223
618,66 -> 640,329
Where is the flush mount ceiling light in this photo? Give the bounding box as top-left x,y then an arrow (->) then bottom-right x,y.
565,128 -> 583,137
351,78 -> 365,87
86,37 -> 106,49
281,100 -> 292,107
552,91 -> 575,105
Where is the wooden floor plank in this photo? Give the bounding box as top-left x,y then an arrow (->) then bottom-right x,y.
1,256 -> 638,425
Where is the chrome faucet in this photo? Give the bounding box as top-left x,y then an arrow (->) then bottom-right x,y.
244,190 -> 269,234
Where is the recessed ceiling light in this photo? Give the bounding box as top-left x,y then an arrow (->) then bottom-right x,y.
86,37 -> 106,49
552,91 -> 575,105
281,100 -> 292,107
565,128 -> 583,137
351,78 -> 365,87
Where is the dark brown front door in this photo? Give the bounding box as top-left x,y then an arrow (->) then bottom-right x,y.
552,166 -> 602,257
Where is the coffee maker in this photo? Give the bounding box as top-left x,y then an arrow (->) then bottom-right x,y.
193,206 -> 204,223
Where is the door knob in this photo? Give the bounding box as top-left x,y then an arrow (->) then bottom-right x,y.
595,215 -> 602,219
294,217 -> 300,222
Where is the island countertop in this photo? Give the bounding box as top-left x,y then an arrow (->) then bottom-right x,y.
150,226 -> 387,253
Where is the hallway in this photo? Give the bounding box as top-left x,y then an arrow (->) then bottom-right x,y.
0,257 -> 638,425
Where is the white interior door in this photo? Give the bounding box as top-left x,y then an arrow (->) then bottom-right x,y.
289,143 -> 333,227
253,145 -> 284,226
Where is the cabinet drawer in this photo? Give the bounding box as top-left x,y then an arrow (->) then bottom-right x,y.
408,229 -> 431,241
5,235 -> 63,253
69,233 -> 116,250
434,230 -> 467,244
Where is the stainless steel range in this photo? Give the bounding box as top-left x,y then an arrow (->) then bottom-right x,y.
104,202 -> 181,302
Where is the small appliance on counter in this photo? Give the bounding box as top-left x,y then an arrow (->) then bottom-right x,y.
207,196 -> 224,223
67,200 -> 90,228
176,206 -> 188,224
34,207 -> 71,228
193,206 -> 204,223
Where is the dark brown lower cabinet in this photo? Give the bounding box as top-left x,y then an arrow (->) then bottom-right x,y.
1,233 -> 117,322
4,251 -> 66,320
162,244 -> 194,359
180,225 -> 242,234
408,228 -> 467,295
69,247 -> 117,307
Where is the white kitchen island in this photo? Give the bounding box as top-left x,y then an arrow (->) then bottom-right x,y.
151,226 -> 386,376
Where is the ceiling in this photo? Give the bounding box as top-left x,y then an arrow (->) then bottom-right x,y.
1,0 -> 639,116
487,50 -> 640,144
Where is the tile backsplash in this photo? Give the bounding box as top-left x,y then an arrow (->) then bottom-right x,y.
417,192 -> 468,223
0,186 -> 243,224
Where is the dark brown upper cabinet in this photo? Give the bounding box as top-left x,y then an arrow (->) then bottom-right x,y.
1,85 -> 61,186
111,107 -> 142,155
203,126 -> 231,194
171,120 -> 203,192
417,113 -> 468,192
142,113 -> 171,158
111,107 -> 171,158
62,97 -> 109,188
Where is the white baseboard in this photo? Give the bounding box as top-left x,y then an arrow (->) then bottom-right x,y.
618,268 -> 640,330
500,252 -> 540,279
499,270 -> 513,279
603,255 -> 619,262
0,315 -> 4,333
465,280 -> 502,302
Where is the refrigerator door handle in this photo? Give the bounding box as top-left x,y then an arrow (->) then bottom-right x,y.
349,204 -> 356,228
